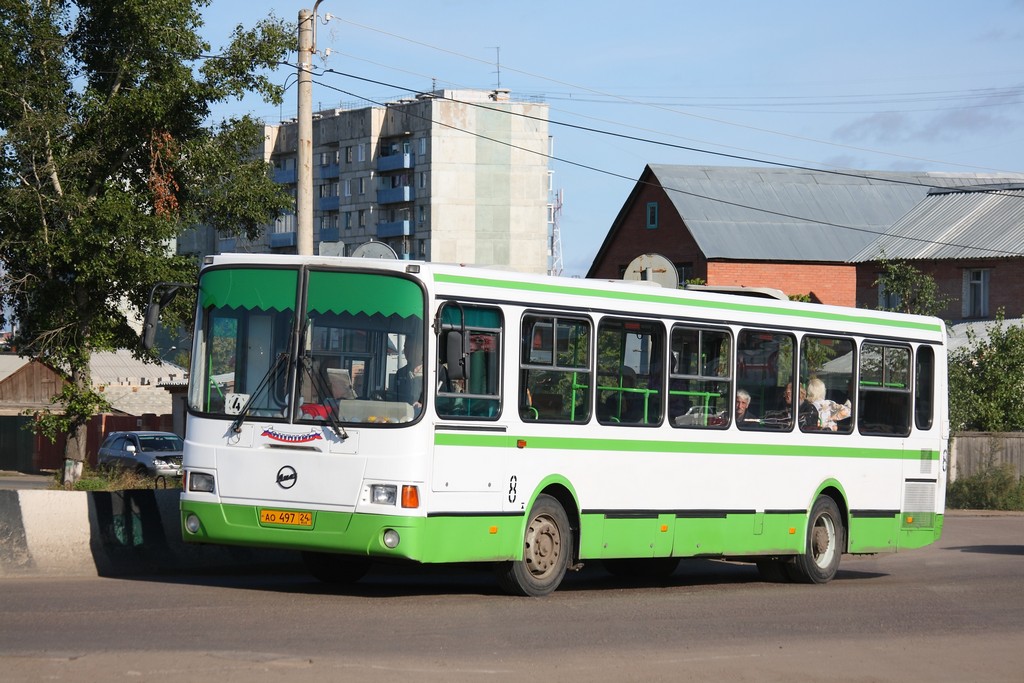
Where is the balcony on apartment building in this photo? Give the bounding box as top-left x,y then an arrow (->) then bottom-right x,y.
273,166 -> 297,184
270,231 -> 297,248
377,185 -> 415,205
317,195 -> 340,211
376,152 -> 414,173
319,161 -> 340,179
376,220 -> 412,239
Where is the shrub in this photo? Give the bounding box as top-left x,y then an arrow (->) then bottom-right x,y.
947,462 -> 1024,511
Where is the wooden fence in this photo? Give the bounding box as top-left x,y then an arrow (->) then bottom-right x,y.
0,413 -> 174,473
950,432 -> 1024,482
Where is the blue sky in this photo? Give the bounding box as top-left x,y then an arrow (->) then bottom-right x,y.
201,1 -> 1024,276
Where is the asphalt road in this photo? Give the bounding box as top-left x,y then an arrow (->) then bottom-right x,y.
0,472 -> 51,490
2,513 -> 1022,682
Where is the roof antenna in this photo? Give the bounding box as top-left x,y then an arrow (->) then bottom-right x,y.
489,46 -> 501,89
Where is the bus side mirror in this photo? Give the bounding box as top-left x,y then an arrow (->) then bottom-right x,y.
142,304 -> 161,351
446,331 -> 468,381
141,282 -> 192,351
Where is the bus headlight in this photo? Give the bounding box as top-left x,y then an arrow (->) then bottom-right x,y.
188,472 -> 216,493
383,529 -> 401,548
184,514 -> 202,534
371,484 -> 397,505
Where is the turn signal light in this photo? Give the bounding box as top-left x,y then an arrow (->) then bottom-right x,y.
402,485 -> 419,508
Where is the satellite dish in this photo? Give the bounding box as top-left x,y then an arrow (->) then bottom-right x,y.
350,241 -> 397,259
623,253 -> 679,289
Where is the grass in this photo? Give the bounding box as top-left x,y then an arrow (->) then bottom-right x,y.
50,464 -> 182,491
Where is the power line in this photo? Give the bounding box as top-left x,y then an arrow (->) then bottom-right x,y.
316,67 -> 1024,201
304,70 -> 1024,258
325,18 -> 1022,174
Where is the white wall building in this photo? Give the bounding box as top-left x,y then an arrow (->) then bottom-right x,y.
184,89 -> 552,274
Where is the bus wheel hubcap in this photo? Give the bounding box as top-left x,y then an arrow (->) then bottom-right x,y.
524,514 -> 560,576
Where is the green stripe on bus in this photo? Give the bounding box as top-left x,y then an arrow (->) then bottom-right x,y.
182,500 -> 944,565
433,273 -> 943,333
434,432 -> 939,461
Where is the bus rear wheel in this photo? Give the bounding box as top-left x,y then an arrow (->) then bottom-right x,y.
496,494 -> 572,597
787,495 -> 844,584
301,551 -> 371,585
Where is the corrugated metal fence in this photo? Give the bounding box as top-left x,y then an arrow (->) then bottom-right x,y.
951,433 -> 1024,481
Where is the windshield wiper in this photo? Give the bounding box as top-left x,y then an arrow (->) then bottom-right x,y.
299,354 -> 349,442
230,352 -> 290,433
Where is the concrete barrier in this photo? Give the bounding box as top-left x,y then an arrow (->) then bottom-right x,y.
0,489 -> 301,577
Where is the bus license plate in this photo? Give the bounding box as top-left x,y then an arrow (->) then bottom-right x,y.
259,509 -> 313,527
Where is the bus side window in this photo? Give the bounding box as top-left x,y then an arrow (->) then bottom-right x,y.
595,317 -> 664,426
669,326 -> 731,429
519,314 -> 591,423
735,329 -> 794,431
798,335 -> 855,434
436,304 -> 502,420
858,343 -> 911,436
915,345 -> 935,430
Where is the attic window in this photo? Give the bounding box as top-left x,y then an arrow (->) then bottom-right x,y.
646,202 -> 658,229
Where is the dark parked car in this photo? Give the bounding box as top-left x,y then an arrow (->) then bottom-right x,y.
97,431 -> 183,478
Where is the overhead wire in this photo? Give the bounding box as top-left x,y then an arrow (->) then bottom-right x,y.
317,67 -> 1024,201
305,68 -> 1024,258
327,17 -> 1023,174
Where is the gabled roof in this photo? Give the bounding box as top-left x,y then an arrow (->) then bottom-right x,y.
849,185 -> 1024,262
590,165 -> 1024,271
0,354 -> 30,382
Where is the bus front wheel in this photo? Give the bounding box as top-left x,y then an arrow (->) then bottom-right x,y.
788,495 -> 844,584
496,494 -> 572,597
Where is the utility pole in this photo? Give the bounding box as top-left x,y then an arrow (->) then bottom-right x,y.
296,5 -> 320,256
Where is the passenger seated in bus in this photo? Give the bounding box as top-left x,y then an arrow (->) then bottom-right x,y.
735,389 -> 758,425
764,381 -> 808,427
804,378 -> 851,432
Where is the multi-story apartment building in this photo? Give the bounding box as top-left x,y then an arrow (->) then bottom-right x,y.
183,89 -> 552,274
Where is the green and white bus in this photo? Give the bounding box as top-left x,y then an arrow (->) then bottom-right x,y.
171,253 -> 948,595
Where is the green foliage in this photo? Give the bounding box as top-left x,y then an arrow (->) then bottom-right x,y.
873,258 -> 950,317
948,313 -> 1024,432
788,293 -> 812,303
31,383 -> 111,443
0,1 -> 294,467
49,463 -> 181,491
947,462 -> 1024,511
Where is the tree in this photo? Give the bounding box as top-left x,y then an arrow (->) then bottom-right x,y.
948,313 -> 1024,432
0,1 -> 294,483
873,258 -> 950,317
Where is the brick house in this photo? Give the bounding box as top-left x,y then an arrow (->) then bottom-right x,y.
850,184 -> 1024,322
587,165 -> 1024,320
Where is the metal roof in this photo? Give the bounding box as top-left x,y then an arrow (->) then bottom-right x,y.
89,350 -> 185,386
948,317 -> 1024,352
848,185 -> 1024,262
647,165 -> 1024,262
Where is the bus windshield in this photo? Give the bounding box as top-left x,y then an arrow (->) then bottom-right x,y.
188,266 -> 426,425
